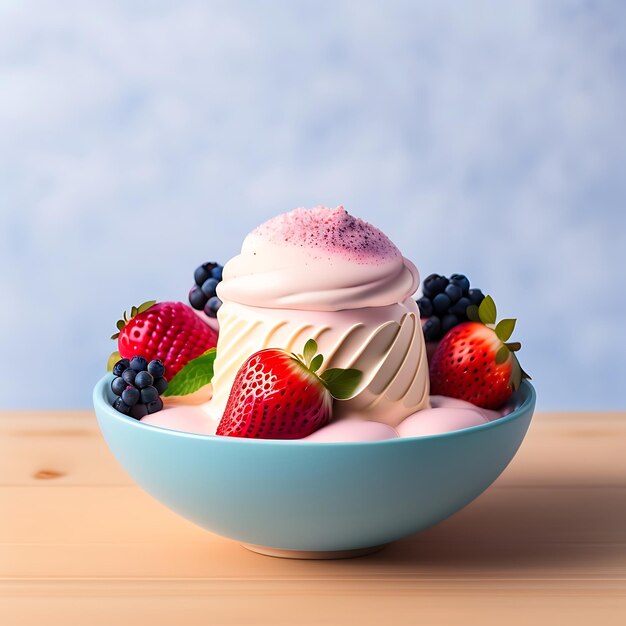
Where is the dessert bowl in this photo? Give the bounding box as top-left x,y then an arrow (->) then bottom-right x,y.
93,375 -> 535,558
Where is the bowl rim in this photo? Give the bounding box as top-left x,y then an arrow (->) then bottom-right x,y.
94,375 -> 536,447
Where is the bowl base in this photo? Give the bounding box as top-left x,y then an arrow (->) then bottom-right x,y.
241,543 -> 388,560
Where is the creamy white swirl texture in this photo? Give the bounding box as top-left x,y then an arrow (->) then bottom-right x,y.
206,206 -> 430,427
217,206 -> 420,311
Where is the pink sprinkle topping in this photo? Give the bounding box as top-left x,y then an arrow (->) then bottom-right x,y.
252,206 -> 400,262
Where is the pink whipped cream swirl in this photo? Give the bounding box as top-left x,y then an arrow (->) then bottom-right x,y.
217,206 -> 420,311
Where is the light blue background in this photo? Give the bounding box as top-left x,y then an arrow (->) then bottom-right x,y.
1,1 -> 624,410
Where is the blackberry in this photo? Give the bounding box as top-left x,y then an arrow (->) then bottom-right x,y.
135,370 -> 154,389
204,296 -> 222,318
417,273 -> 485,342
147,359 -> 165,378
110,356 -> 168,419
112,358 -> 130,377
111,376 -> 127,396
189,261 -> 224,314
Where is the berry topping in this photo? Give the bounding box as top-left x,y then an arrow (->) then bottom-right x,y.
417,273 -> 485,342
216,339 -> 362,440
153,376 -> 169,395
188,262 -> 224,316
130,356 -> 148,372
422,273 -> 448,297
134,370 -> 154,389
111,301 -> 218,377
111,376 -> 127,396
140,386 -> 159,404
204,296 -> 222,318
112,358 -> 130,377
147,359 -> 165,378
110,358 -> 169,419
121,369 -> 136,385
121,386 -> 140,406
113,397 -> 131,415
429,296 -> 530,409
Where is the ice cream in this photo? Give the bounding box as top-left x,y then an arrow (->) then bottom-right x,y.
205,206 -> 430,427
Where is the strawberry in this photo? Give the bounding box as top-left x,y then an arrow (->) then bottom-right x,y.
216,339 -> 362,439
429,296 -> 530,409
111,301 -> 218,378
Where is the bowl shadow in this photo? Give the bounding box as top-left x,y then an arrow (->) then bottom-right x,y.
365,483 -> 624,571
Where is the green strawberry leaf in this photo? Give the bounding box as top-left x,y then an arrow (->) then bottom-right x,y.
478,295 -> 497,325
495,318 -> 516,342
320,368 -> 362,400
466,304 -> 480,322
310,353 -> 324,373
495,345 -> 510,364
510,357 -> 523,391
163,348 -> 217,397
505,341 -> 521,352
303,339 -> 317,367
137,300 -> 156,314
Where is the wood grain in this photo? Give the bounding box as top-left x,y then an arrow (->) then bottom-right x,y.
1,410 -> 625,625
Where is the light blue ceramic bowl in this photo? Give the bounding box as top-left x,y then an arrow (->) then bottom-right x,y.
94,375 -> 535,558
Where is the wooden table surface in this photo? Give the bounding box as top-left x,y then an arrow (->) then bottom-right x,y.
1,411 -> 625,625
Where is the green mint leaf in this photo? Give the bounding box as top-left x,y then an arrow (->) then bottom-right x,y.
310,353 -> 324,373
495,318 -> 516,342
478,295 -> 497,325
163,348 -> 217,397
303,339 -> 317,367
495,345 -> 510,364
505,341 -> 521,352
466,304 -> 480,322
320,368 -> 362,400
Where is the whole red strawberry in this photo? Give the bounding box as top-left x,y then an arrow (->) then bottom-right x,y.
216,339 -> 362,439
111,301 -> 218,378
429,296 -> 530,409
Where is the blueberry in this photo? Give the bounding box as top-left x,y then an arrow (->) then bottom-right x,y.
122,386 -> 140,406
130,403 -> 149,420
468,288 -> 485,305
210,265 -> 223,280
140,386 -> 159,404
441,313 -> 459,334
134,370 -> 154,389
450,274 -> 470,294
189,286 -> 208,310
194,262 -> 216,287
122,369 -> 137,385
130,356 -> 148,372
450,296 -> 471,317
111,376 -> 127,396
444,283 -> 462,303
147,359 -> 165,378
432,293 -> 452,314
422,274 -> 448,297
113,397 -> 131,415
417,297 -> 433,318
146,397 -> 164,415
112,358 -> 130,377
153,377 -> 168,394
201,278 -> 219,298
422,317 -> 441,341
204,296 -> 222,318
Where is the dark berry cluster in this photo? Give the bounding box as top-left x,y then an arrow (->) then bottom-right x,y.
189,262 -> 223,318
417,273 -> 485,341
111,357 -> 168,419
